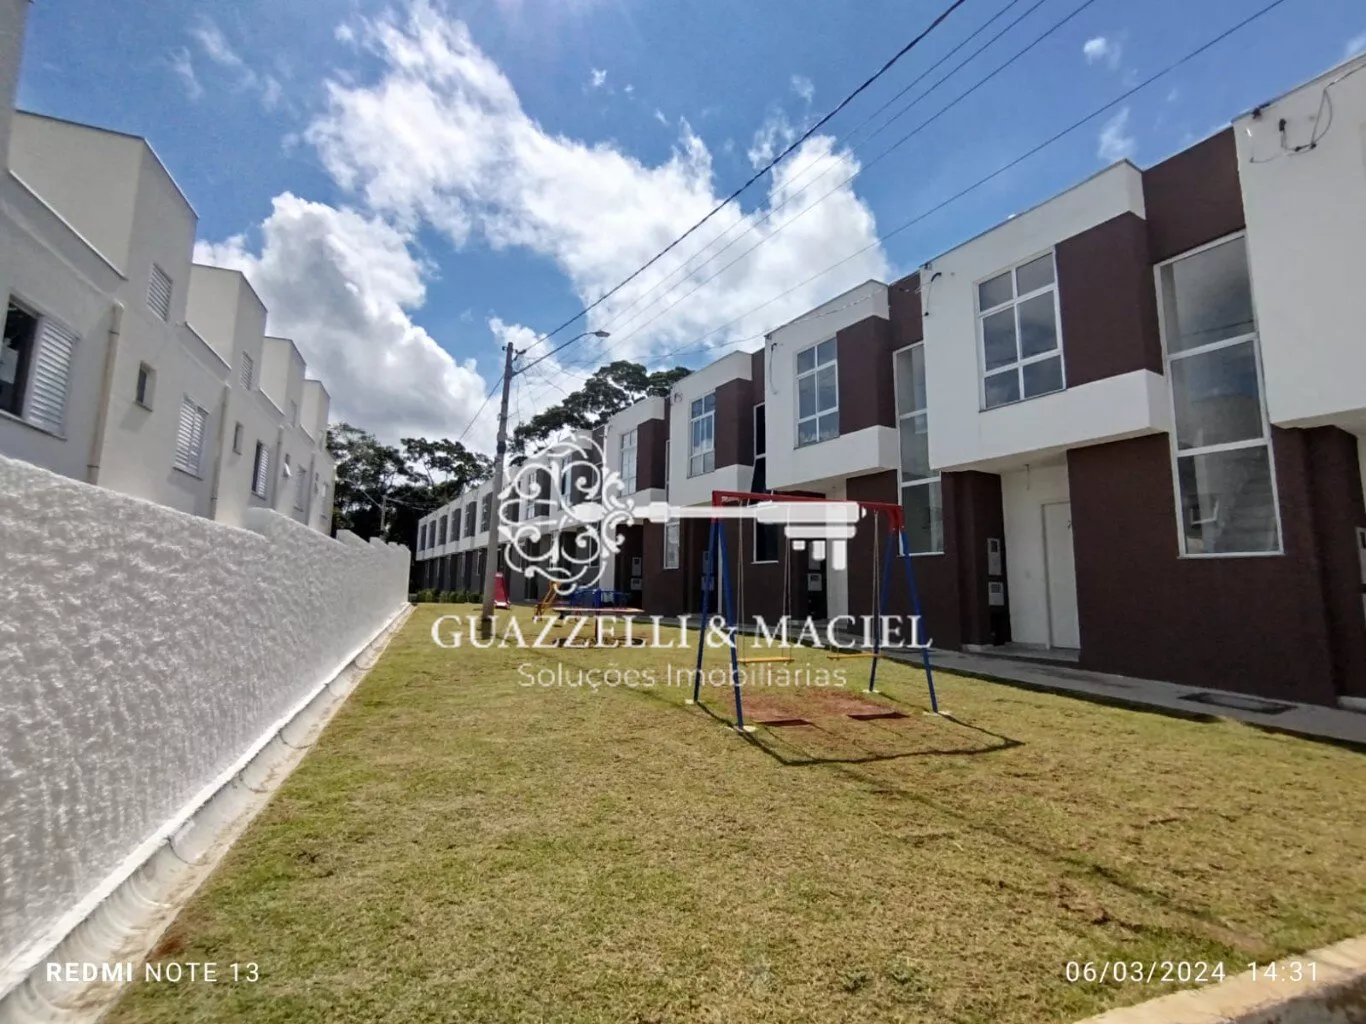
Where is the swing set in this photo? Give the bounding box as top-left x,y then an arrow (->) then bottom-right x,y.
690,490 -> 939,732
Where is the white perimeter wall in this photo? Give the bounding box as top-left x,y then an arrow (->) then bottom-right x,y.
1001,462 -> 1070,646
0,454 -> 409,990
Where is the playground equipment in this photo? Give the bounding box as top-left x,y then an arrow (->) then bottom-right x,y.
691,490 -> 939,732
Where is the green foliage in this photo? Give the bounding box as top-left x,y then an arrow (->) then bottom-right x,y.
510,360 -> 691,456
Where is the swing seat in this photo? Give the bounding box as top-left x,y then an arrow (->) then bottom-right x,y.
828,651 -> 878,659
736,655 -> 795,665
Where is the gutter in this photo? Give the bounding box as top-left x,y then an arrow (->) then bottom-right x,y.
85,302 -> 124,485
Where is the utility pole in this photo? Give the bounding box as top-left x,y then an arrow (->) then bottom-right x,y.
479,340 -> 517,641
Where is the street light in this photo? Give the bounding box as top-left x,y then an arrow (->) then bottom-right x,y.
479,327 -> 611,638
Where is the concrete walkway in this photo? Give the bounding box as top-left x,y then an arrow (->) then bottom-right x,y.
885,647 -> 1366,747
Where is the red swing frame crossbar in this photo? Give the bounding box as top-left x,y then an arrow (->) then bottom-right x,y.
710,490 -> 906,532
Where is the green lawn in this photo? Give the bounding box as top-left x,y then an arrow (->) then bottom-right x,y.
106,604 -> 1366,1024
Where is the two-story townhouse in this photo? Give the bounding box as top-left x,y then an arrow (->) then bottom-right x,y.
300,380 -> 335,533
184,264 -> 280,527
0,0 -> 338,533
597,400 -> 666,608
259,336 -> 318,525
7,112 -> 228,518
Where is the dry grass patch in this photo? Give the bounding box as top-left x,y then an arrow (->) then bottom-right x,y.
105,604 -> 1366,1024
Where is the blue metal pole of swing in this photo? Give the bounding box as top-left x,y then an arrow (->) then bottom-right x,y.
899,525 -> 940,713
715,522 -> 746,731
692,518 -> 717,704
868,525 -> 898,693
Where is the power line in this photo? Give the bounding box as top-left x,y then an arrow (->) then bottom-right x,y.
563,0 -> 1100,369
514,0 -> 974,362
628,0 -> 1291,370
454,372 -> 503,445
562,0 -> 1037,365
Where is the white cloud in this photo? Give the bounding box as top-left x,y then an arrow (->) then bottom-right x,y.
1097,107 -> 1136,162
653,108 -> 668,126
589,67 -> 607,89
1082,35 -> 1122,71
169,48 -> 203,100
623,83 -> 634,95
303,1 -> 887,365
1347,31 -> 1366,59
189,18 -> 283,110
335,23 -> 357,45
747,110 -> 796,168
790,74 -> 814,103
193,194 -> 489,445
200,1 -> 887,447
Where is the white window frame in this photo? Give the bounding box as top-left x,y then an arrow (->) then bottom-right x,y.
894,341 -> 944,556
173,397 -> 209,477
663,519 -> 680,569
135,362 -> 155,409
751,402 -> 780,564
1154,231 -> 1283,559
664,438 -> 672,500
231,421 -> 243,454
795,339 -> 839,447
975,250 -> 1066,410
688,393 -> 715,478
147,264 -> 173,322
619,427 -> 639,494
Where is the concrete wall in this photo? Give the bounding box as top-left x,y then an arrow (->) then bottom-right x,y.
0,0 -> 27,165
1001,461 -> 1070,646
0,453 -> 409,992
8,114 -> 141,272
1235,54 -> 1366,431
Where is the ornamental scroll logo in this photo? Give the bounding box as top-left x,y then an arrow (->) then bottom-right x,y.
497,434 -> 633,593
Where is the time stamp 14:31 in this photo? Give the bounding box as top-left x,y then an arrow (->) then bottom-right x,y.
1063,961 -> 1319,985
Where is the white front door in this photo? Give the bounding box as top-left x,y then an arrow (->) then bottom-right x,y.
1042,502 -> 1080,649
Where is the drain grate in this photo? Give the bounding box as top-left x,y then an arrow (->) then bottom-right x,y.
1182,691 -> 1294,715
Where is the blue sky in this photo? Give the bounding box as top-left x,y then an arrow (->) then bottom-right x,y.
15,0 -> 1366,444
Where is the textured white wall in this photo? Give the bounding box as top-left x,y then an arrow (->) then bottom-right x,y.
0,454 -> 409,988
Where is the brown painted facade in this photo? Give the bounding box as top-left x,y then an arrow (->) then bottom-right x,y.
836,314 -> 897,434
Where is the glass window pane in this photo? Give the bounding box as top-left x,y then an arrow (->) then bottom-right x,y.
896,345 -> 926,415
1017,292 -> 1059,359
818,411 -> 839,441
704,450 -> 715,474
1015,253 -> 1055,294
982,309 -> 1017,371
690,398 -> 702,418
901,480 -> 944,554
797,418 -> 817,447
817,339 -> 836,365
1170,341 -> 1263,450
1162,236 -> 1256,354
797,347 -> 815,374
978,271 -> 1012,311
1022,355 -> 1064,398
899,413 -> 930,480
1177,446 -> 1279,554
816,364 -> 837,413
798,374 -> 816,418
984,369 -> 1020,409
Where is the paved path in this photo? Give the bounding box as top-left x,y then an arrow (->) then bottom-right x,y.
886,647 -> 1366,747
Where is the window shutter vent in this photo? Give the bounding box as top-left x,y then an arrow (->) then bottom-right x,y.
26,319 -> 78,434
147,264 -> 173,321
174,397 -> 207,475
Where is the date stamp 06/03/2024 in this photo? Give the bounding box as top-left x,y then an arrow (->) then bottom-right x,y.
1064,961 -> 1320,986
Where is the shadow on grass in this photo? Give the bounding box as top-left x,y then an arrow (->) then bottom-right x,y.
688,694 -> 1023,767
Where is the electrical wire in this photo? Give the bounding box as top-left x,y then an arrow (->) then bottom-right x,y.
454,372 -> 503,445
513,0 -> 974,362
628,0 -> 1293,371
560,0 -> 1041,365
563,0 -> 1102,371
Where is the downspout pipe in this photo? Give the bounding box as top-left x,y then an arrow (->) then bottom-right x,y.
86,301 -> 124,485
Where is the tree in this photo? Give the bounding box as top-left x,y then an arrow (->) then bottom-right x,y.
511,360 -> 691,455
326,424 -> 492,545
